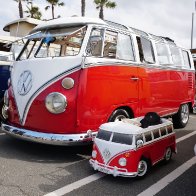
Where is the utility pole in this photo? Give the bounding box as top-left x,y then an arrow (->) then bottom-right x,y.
191,1 -> 196,49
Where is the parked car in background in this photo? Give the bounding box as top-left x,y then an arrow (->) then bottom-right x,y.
90,116 -> 176,177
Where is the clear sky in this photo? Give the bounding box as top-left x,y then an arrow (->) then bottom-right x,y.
0,0 -> 196,49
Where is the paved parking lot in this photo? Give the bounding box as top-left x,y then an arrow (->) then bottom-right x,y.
0,115 -> 196,196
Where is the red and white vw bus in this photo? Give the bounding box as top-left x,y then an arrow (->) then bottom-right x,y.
90,117 -> 176,177
1,17 -> 195,145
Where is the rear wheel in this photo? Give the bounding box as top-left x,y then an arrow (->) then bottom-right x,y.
108,109 -> 130,122
164,147 -> 172,162
137,159 -> 148,177
172,104 -> 189,128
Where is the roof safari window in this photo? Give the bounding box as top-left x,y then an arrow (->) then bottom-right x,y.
17,26 -> 87,60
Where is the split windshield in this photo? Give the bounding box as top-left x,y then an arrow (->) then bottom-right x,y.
17,26 -> 86,60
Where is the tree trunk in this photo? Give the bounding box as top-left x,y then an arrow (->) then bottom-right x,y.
52,4 -> 54,19
81,0 -> 85,17
19,0 -> 23,18
99,6 -> 104,20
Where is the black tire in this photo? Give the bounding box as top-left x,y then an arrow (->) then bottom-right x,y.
172,104 -> 189,129
108,109 -> 130,122
137,159 -> 148,177
164,147 -> 172,162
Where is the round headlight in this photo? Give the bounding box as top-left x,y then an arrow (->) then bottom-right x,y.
4,90 -> 9,106
92,150 -> 97,158
118,157 -> 127,166
45,92 -> 67,114
62,77 -> 74,89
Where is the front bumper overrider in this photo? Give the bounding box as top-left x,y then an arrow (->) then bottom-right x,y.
1,123 -> 97,145
89,159 -> 138,177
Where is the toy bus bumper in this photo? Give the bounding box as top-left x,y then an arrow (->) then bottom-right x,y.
1,123 -> 97,146
89,159 -> 138,177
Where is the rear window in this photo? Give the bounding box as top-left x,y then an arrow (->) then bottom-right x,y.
96,129 -> 112,141
112,132 -> 133,145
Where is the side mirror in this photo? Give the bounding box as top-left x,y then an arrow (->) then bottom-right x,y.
136,139 -> 143,148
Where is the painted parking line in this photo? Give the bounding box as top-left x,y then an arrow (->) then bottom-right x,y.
44,173 -> 105,196
44,131 -> 196,196
137,156 -> 196,196
0,133 -> 5,136
176,131 -> 196,143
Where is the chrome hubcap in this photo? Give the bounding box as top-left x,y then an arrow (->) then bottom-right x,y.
138,160 -> 147,176
165,148 -> 171,161
181,104 -> 189,124
114,115 -> 126,122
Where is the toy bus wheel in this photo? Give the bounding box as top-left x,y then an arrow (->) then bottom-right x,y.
108,109 -> 130,122
172,103 -> 189,128
137,159 -> 148,177
164,147 -> 172,162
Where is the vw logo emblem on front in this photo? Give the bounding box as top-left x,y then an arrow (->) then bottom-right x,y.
17,70 -> 33,95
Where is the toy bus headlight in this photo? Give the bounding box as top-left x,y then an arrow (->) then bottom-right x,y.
118,157 -> 127,166
45,92 -> 67,114
4,90 -> 9,106
92,150 -> 97,158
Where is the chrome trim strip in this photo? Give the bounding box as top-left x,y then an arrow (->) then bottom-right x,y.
84,61 -> 195,72
1,123 -> 97,146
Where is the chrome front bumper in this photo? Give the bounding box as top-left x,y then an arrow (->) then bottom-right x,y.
89,159 -> 138,177
1,123 -> 97,145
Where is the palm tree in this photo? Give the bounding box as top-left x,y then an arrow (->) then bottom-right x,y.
14,0 -> 25,18
25,1 -> 42,20
45,0 -> 65,19
81,0 -> 85,16
94,0 -> 116,20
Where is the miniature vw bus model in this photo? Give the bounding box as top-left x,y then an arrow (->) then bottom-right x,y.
90,117 -> 176,177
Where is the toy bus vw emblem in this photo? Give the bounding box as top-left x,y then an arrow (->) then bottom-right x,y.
103,148 -> 111,159
17,70 -> 33,95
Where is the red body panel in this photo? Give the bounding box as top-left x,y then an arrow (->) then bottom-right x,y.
7,63 -> 195,134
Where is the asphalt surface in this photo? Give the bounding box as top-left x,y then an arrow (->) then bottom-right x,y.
0,115 -> 195,196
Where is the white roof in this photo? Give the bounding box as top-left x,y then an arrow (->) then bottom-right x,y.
100,118 -> 173,135
32,17 -> 106,33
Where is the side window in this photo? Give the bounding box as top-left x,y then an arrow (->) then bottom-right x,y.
156,43 -> 170,64
137,37 -> 155,64
86,28 -> 104,57
153,129 -> 160,139
116,33 -> 135,61
103,30 -> 117,58
160,127 -> 167,136
135,134 -> 143,144
182,50 -> 191,68
170,46 -> 183,66
167,125 -> 173,134
144,132 -> 152,142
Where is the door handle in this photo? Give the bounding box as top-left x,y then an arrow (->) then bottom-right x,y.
131,76 -> 139,81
